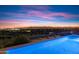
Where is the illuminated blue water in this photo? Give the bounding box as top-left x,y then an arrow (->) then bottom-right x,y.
7,34 -> 79,54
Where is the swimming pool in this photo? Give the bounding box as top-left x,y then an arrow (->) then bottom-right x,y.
7,34 -> 79,54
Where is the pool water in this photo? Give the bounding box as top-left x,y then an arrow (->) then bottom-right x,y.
7,34 -> 79,54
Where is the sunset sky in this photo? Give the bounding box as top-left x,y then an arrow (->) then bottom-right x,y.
0,5 -> 79,29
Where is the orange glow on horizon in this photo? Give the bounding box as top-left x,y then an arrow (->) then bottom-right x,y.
0,20 -> 79,29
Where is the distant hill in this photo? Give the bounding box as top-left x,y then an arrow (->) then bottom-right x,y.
0,26 -> 79,30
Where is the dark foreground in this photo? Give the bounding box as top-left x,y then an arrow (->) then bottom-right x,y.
0,27 -> 79,54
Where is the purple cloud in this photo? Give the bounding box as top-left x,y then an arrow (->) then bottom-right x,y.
27,10 -> 79,19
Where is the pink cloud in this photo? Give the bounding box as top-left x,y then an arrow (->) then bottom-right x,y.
27,11 -> 52,19
1,10 -> 79,20
27,11 -> 79,19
